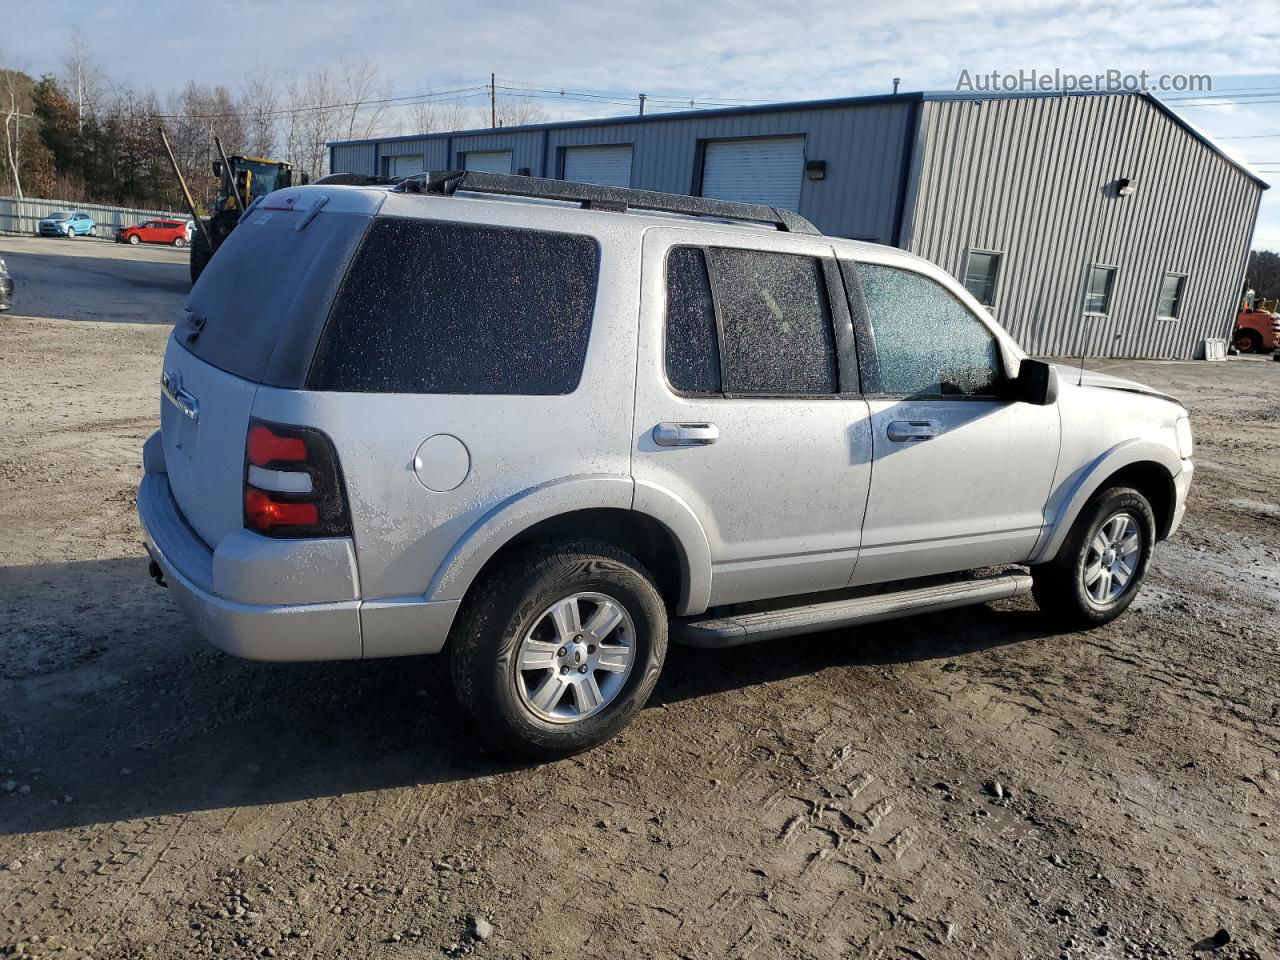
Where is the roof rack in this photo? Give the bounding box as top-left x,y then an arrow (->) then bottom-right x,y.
395,170 -> 820,234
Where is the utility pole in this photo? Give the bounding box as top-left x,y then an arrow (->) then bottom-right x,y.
638,93 -> 647,116
490,73 -> 496,129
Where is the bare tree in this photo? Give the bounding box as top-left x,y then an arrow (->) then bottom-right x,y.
1,63 -> 29,197
337,56 -> 387,140
240,68 -> 279,158
62,28 -> 103,130
282,69 -> 342,180
409,89 -> 472,134
478,94 -> 547,129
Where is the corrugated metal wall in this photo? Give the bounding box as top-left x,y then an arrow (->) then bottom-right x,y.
0,196 -> 191,238
329,100 -> 916,243
903,94 -> 1264,359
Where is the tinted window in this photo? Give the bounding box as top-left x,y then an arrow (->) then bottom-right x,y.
310,218 -> 598,395
962,251 -> 1000,307
182,209 -> 370,385
1157,273 -> 1185,319
857,263 -> 1001,397
706,248 -> 837,395
664,247 -> 721,394
1085,265 -> 1116,315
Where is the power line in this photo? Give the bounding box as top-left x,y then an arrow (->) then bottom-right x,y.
148,80 -> 492,122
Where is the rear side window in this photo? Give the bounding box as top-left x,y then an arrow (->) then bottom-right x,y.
702,248 -> 837,395
856,263 -> 1001,397
309,218 -> 598,395
664,247 -> 721,394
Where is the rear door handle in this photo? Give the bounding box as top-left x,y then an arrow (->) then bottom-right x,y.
887,420 -> 939,442
653,422 -> 719,446
161,370 -> 200,422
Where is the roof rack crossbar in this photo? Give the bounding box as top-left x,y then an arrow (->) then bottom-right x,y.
397,170 -> 820,234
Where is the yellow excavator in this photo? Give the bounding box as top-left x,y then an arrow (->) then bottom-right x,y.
159,129 -> 308,283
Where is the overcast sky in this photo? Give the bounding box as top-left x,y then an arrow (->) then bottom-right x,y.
9,0 -> 1280,249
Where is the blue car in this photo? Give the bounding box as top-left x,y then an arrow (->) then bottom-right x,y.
38,210 -> 96,238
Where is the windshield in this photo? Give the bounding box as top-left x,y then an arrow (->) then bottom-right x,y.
239,160 -> 285,199
49,212 -> 69,219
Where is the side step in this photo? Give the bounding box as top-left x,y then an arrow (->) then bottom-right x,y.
672,572 -> 1033,648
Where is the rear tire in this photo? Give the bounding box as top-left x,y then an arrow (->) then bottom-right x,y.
173,237 -> 186,248
450,539 -> 667,760
1233,329 -> 1261,353
1031,485 -> 1156,629
189,229 -> 213,285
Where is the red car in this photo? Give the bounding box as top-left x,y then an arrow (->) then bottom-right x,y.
116,219 -> 190,247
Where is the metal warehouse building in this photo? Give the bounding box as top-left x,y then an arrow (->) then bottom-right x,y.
329,90 -> 1268,359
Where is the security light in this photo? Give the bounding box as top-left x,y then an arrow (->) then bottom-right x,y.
805,160 -> 827,181
1117,177 -> 1137,197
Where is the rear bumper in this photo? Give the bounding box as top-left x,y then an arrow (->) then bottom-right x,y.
137,431 -> 458,661
138,470 -> 363,660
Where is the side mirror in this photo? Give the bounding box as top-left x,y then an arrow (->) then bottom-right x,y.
1011,358 -> 1059,405
212,159 -> 223,178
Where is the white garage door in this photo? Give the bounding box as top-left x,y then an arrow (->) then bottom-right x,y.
464,151 -> 512,174
388,154 -> 424,178
701,137 -> 805,211
563,144 -> 633,188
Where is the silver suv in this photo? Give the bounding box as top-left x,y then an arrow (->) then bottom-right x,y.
138,172 -> 1194,757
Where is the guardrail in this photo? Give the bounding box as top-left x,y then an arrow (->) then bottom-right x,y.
0,196 -> 192,239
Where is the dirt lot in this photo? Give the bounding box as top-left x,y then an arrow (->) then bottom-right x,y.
1,241 -> 1279,959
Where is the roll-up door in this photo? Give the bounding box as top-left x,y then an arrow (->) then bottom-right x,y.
563,144 -> 633,187
700,137 -> 805,210
464,151 -> 513,174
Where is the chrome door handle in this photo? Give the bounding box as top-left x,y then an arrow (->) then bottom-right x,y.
161,370 -> 200,421
653,421 -> 719,446
887,420 -> 938,442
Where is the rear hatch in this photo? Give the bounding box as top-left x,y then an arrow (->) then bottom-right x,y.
160,188 -> 379,548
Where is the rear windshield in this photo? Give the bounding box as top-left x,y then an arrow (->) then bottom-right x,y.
179,208 -> 370,384
307,217 -> 599,395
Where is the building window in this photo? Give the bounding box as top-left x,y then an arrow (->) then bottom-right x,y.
962,250 -> 1001,307
1157,273 -> 1186,319
1085,265 -> 1117,315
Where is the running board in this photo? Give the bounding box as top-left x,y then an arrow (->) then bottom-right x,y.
672,572 -> 1033,648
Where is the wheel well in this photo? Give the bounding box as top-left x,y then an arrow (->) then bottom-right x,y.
461,508 -> 687,610
1099,462 -> 1177,540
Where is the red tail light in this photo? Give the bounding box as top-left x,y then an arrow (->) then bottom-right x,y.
243,420 -> 351,538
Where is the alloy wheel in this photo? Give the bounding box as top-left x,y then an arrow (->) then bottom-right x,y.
514,592 -> 635,724
1082,512 -> 1142,605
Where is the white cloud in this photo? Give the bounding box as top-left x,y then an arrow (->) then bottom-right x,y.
9,0 -> 1280,246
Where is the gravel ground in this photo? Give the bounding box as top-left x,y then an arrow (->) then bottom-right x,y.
0,245 -> 1278,959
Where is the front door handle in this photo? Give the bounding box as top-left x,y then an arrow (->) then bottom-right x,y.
887,420 -> 939,442
653,422 -> 719,447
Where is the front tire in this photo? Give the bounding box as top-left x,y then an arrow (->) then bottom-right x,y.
1032,486 -> 1156,628
450,539 -> 668,759
1233,329 -> 1262,353
128,234 -> 141,245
